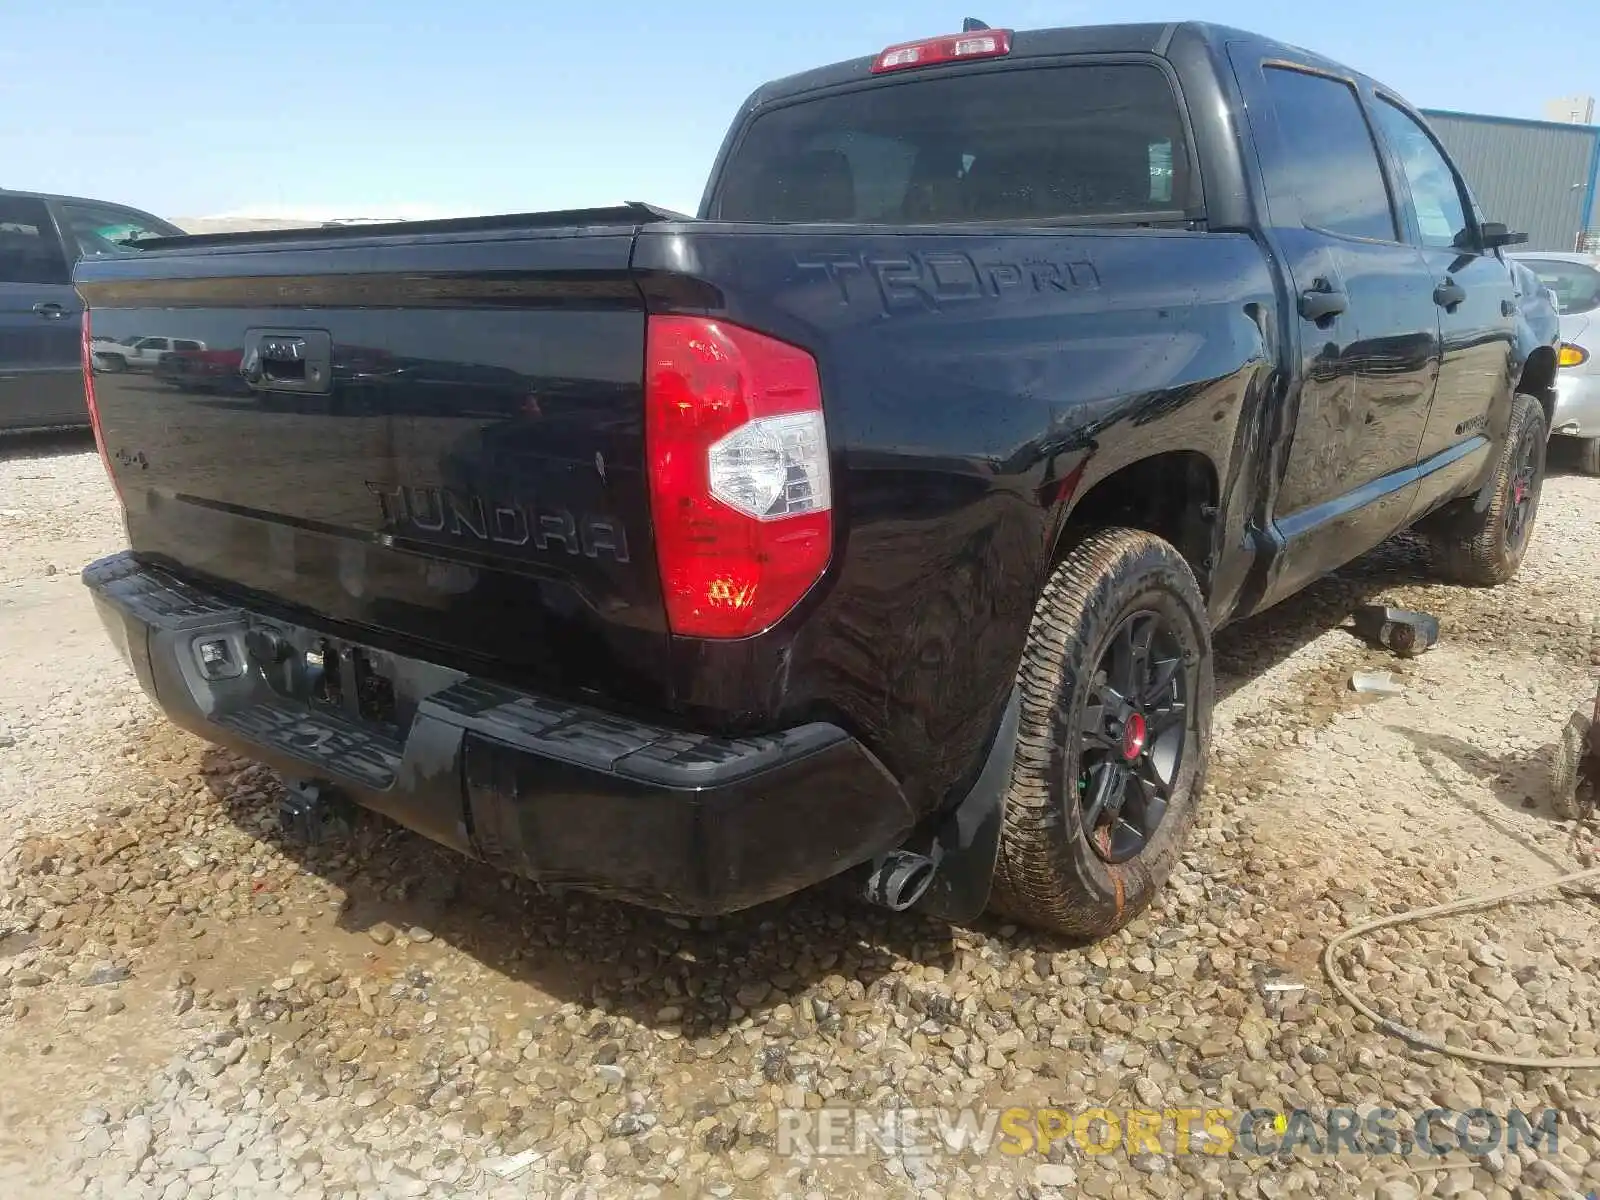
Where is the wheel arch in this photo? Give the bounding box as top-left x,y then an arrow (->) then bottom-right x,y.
1518,345 -> 1559,431
1053,450 -> 1221,598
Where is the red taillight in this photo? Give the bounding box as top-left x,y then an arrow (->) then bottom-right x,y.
871,29 -> 1012,73
645,316 -> 832,639
81,311 -> 122,501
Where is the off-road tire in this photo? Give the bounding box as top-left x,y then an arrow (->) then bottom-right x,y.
1577,436 -> 1600,477
1550,709 -> 1593,822
1432,394 -> 1547,586
988,528 -> 1212,938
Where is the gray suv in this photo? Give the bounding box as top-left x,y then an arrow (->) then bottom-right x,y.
0,189 -> 181,433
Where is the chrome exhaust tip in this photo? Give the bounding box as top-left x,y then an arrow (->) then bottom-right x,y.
862,849 -> 939,912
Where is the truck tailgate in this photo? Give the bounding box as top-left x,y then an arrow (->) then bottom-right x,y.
76,224 -> 670,707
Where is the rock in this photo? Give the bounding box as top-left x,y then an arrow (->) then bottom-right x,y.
336,1039 -> 367,1063
1134,1077 -> 1164,1107
733,1150 -> 772,1180
80,1107 -> 110,1126
736,982 -> 770,1008
367,923 -> 396,946
407,927 -> 434,943
121,1115 -> 153,1167
229,1160 -> 261,1189
483,1149 -> 542,1179
609,1112 -> 648,1137
83,964 -> 131,987
1034,1163 -> 1078,1188
385,1168 -> 428,1197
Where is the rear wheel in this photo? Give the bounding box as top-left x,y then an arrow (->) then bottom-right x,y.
1578,436 -> 1600,477
989,528 -> 1211,938
1431,394 -> 1547,586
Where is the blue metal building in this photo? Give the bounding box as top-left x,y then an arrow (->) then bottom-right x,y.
1423,110 -> 1600,252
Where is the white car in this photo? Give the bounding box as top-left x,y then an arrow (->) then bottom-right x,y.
92,335 -> 204,372
1512,252 -> 1600,474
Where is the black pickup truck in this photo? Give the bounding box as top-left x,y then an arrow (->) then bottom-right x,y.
77,22 -> 1559,937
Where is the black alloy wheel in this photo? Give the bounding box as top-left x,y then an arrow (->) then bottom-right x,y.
1077,610 -> 1189,864
1504,416 -> 1541,553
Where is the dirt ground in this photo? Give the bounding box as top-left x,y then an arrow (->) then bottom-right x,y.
3,434 -> 1599,1200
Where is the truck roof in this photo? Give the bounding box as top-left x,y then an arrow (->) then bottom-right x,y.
748,21 -> 1358,107
0,186 -> 175,229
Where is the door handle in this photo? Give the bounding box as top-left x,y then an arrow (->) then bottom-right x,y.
31,302 -> 67,320
1298,279 -> 1348,326
1433,278 -> 1467,311
240,328 -> 332,394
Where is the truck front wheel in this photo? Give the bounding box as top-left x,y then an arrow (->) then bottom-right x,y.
1431,393 -> 1547,585
989,528 -> 1212,938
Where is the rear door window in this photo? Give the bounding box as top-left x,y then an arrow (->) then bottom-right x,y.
0,196 -> 70,285
713,64 -> 1194,224
1260,67 -> 1398,243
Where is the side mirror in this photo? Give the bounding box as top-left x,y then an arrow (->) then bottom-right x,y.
1479,222 -> 1529,250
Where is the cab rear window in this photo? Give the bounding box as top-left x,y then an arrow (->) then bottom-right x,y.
713,64 -> 1193,225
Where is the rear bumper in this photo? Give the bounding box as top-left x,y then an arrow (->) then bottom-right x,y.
83,552 -> 914,914
1552,369 -> 1600,438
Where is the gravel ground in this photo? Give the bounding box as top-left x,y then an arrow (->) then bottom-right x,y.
0,435 -> 146,856
2,438 -> 1600,1200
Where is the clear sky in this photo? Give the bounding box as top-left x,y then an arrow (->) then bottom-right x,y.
2,0 -> 1593,221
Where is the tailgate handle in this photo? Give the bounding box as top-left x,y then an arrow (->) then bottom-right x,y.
241,328 -> 332,394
